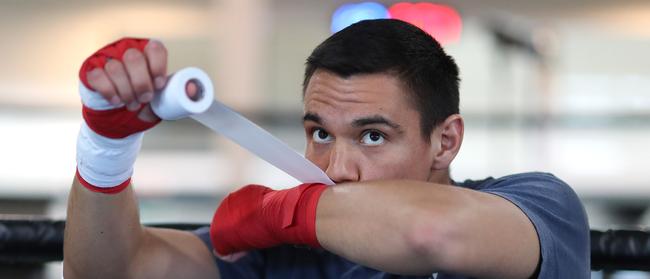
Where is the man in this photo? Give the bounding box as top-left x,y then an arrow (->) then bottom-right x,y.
64,19 -> 589,279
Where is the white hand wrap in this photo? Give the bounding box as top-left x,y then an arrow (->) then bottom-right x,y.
76,122 -> 143,188
76,82 -> 143,189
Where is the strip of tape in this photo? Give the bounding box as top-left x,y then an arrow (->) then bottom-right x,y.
152,67 -> 334,186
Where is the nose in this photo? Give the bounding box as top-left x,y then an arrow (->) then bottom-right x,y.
325,142 -> 360,183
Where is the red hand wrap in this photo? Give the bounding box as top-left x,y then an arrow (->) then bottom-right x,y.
79,37 -> 159,139
75,169 -> 131,194
82,106 -> 158,139
79,38 -> 150,89
210,183 -> 328,255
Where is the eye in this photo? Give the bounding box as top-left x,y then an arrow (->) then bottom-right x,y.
361,130 -> 385,146
312,128 -> 333,144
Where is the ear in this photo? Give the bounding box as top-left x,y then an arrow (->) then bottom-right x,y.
431,114 -> 464,170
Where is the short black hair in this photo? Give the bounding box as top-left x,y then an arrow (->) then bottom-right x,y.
303,19 -> 460,140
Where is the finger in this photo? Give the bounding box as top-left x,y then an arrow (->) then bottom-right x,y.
86,68 -> 121,105
186,80 -> 200,101
123,48 -> 154,103
104,59 -> 138,109
144,40 -> 168,90
138,104 -> 161,123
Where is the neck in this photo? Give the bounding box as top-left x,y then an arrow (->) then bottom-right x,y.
427,169 -> 452,185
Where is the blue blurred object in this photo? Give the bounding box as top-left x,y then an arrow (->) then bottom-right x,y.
331,2 -> 389,33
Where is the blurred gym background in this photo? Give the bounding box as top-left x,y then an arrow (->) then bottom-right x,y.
0,0 -> 649,278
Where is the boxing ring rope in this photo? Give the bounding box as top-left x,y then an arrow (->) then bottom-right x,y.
0,217 -> 649,271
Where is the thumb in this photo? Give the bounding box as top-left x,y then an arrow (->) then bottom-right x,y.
214,250 -> 248,263
138,104 -> 161,123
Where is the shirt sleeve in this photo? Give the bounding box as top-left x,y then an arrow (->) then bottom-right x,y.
192,226 -> 266,279
478,172 -> 590,279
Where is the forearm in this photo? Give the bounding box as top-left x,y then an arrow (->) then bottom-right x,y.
62,38 -> 221,279
63,178 -> 143,278
315,180 -> 455,275
315,180 -> 539,278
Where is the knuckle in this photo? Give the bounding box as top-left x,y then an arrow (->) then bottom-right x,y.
125,73 -> 151,95
87,75 -> 109,93
132,79 -> 150,93
145,42 -> 168,70
123,48 -> 143,63
120,93 -> 134,103
98,91 -> 115,100
121,83 -> 134,95
159,44 -> 168,56
91,82 -> 109,94
86,69 -> 102,84
147,40 -> 167,53
104,60 -> 123,75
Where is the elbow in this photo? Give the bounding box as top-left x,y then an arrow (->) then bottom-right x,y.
63,253 -> 134,279
63,259 -> 124,279
62,259 -> 76,279
406,208 -> 466,273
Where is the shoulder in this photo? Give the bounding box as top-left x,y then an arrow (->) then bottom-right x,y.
472,171 -> 587,233
476,172 -> 589,236
459,172 -> 583,213
470,172 -> 591,278
473,172 -> 579,203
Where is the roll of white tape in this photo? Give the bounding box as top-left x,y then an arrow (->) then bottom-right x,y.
151,67 -> 214,120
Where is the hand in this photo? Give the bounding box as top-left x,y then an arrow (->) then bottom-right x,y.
75,38 -> 174,190
83,39 -> 202,117
83,39 -> 167,123
209,183 -> 327,256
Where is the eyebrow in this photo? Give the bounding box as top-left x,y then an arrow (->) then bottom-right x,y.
303,113 -> 322,124
303,112 -> 401,130
352,115 -> 401,130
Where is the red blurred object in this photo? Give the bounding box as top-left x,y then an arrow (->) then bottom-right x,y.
388,2 -> 462,45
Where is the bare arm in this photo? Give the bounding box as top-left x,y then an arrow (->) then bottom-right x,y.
63,178 -> 219,279
315,180 -> 539,278
64,38 -> 219,279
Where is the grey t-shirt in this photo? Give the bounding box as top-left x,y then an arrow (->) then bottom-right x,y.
195,172 -> 590,278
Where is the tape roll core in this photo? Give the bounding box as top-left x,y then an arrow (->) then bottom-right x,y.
186,79 -> 204,102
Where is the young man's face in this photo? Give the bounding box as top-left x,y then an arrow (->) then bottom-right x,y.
302,69 -> 438,183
